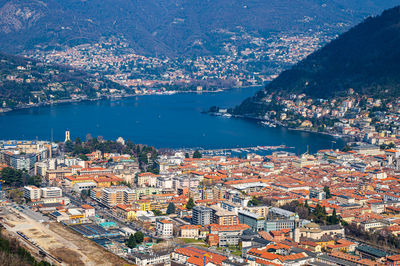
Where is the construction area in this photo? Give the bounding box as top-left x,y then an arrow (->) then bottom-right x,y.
0,206 -> 128,266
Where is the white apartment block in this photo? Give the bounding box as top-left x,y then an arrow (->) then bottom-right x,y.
40,187 -> 62,198
24,186 -> 41,201
156,219 -> 173,238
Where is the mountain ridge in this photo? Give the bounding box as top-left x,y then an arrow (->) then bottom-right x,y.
264,6 -> 400,99
0,0 -> 398,56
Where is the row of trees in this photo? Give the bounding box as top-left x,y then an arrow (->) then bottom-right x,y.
280,200 -> 340,225
152,199 -> 195,216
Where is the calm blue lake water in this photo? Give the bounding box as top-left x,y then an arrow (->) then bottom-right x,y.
0,87 -> 343,153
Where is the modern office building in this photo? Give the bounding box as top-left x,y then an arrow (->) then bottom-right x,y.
73,182 -> 97,192
238,209 -> 265,231
210,205 -> 239,226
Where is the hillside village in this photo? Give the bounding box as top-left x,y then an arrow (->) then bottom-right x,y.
231,88 -> 400,148
27,29 -> 333,94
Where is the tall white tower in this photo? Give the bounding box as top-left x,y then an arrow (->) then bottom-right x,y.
65,130 -> 71,143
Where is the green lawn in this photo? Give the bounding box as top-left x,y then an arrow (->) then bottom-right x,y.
231,250 -> 242,256
181,238 -> 205,244
228,246 -> 242,256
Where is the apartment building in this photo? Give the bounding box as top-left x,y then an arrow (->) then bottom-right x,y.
156,219 -> 173,238
24,186 -> 41,201
101,186 -> 135,207
192,206 -> 213,226
40,187 -> 62,198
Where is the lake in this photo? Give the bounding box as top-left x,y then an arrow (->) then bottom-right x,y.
0,87 -> 344,154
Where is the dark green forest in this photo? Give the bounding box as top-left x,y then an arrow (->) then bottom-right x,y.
266,6 -> 400,99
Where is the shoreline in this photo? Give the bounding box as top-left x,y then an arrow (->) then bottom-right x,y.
208,112 -> 347,142
0,85 -> 263,114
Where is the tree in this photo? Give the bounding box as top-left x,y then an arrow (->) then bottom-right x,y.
248,197 -> 261,207
28,175 -> 42,186
185,153 -> 190,158
167,202 -> 176,214
134,231 -> 144,244
64,140 -> 74,153
323,186 -> 332,199
193,150 -> 202,158
311,204 -> 329,224
327,209 -> 339,225
342,144 -> 352,152
152,210 -> 162,216
138,154 -> 149,165
127,234 -> 136,248
78,154 -> 89,161
80,189 -> 89,200
281,200 -> 299,213
1,167 -> 43,187
295,204 -> 310,219
186,198 -> 195,210
1,167 -> 22,186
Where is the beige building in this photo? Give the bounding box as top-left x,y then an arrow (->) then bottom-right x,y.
24,186 -> 41,201
246,205 -> 269,217
137,173 -> 158,187
298,222 -> 344,241
180,224 -> 201,238
101,186 -> 136,207
40,187 -> 62,198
